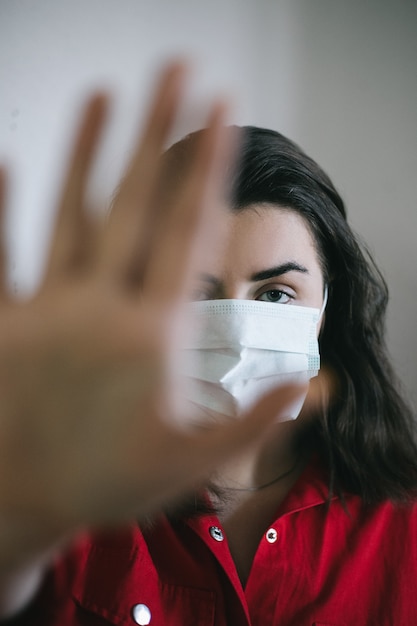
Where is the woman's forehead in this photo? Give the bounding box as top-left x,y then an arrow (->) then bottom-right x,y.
191,203 -> 325,307
211,204 -> 321,273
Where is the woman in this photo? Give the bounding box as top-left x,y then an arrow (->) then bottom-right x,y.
7,126 -> 417,625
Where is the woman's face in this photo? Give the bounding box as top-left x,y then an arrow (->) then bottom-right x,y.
191,204 -> 325,314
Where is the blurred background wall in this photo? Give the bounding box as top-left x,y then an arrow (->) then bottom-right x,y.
1,0 -> 416,408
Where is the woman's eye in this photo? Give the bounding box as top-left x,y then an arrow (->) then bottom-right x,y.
257,289 -> 292,304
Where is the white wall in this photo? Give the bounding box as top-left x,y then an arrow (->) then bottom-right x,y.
0,0 -> 269,290
1,0 -> 416,407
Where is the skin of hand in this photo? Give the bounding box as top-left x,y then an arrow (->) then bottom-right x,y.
0,62 -> 306,579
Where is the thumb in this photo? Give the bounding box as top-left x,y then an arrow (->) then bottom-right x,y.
191,382 -> 307,464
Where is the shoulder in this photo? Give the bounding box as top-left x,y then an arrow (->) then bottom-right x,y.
279,456 -> 417,556
354,497 -> 417,541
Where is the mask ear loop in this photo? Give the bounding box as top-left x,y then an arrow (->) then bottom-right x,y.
318,285 -> 328,322
315,284 -> 333,493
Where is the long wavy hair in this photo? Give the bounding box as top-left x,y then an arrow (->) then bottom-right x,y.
163,126 -> 417,505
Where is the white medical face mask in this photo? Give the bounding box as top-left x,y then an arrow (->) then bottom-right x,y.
179,290 -> 327,424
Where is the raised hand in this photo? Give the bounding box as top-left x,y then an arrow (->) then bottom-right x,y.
0,63 -> 303,576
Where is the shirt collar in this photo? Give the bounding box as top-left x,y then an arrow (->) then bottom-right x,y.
274,454 -> 338,518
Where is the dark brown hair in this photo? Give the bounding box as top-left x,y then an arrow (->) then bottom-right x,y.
163,126 -> 417,505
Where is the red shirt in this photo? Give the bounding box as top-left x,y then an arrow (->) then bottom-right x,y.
12,460 -> 417,625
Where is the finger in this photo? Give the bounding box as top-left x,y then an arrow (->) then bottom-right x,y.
194,383 -> 307,457
143,102 -> 234,304
156,383 -> 306,502
98,61 -> 188,279
44,93 -> 109,282
305,366 -> 338,412
0,167 -> 9,299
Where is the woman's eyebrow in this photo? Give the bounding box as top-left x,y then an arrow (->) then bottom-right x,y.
198,273 -> 222,287
250,262 -> 309,282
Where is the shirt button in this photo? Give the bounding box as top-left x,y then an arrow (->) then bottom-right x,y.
209,525 -> 224,541
266,528 -> 278,543
132,603 -> 152,625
